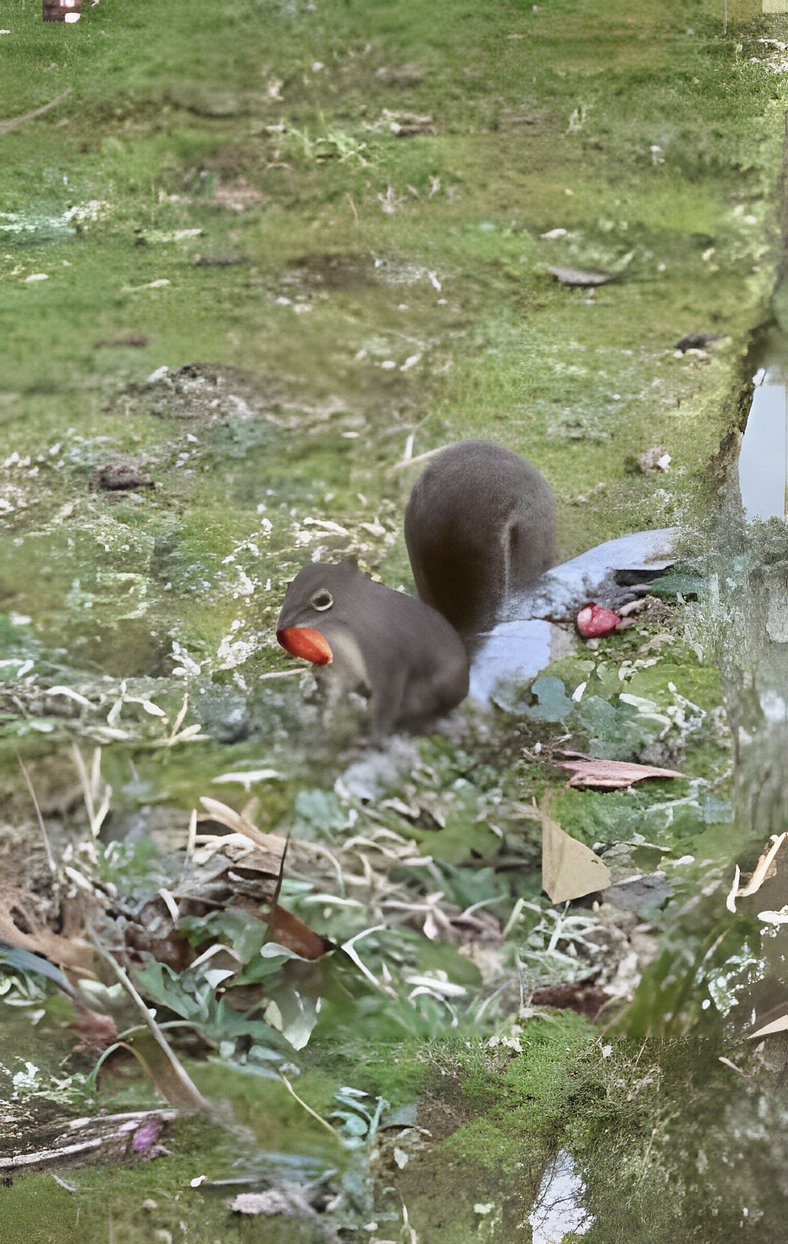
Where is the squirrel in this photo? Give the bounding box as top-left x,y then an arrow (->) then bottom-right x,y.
404,439 -> 556,640
276,440 -> 555,734
276,557 -> 470,735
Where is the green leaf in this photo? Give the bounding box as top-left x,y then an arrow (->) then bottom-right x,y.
330,1111 -> 368,1137
265,985 -> 321,1050
294,788 -> 352,838
236,940 -> 314,986
133,960 -> 209,1023
522,676 -> 574,722
179,910 -> 270,964
0,945 -> 81,1002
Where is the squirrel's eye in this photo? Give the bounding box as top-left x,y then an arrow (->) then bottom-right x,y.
310,589 -> 334,612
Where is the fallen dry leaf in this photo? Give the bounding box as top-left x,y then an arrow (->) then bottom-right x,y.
747,1005 -> 788,1041
269,904 -> 334,960
726,832 -> 787,913
0,885 -> 94,974
198,796 -> 288,852
191,825 -> 286,876
541,794 -> 611,902
129,824 -> 330,967
551,752 -> 685,789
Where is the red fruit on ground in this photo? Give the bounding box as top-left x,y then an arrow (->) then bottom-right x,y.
576,603 -> 621,638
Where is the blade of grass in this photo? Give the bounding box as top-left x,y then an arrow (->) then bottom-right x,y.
86,926 -> 209,1111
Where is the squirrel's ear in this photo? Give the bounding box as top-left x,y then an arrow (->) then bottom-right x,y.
342,554 -> 359,569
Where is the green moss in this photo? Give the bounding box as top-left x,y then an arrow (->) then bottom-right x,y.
442,1116 -> 526,1175
427,1016 -> 594,1153
305,1030 -> 428,1106
1,1128 -> 330,1244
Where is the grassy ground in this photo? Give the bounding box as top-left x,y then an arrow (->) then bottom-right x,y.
1,0 -> 783,708
1,1 -> 787,1241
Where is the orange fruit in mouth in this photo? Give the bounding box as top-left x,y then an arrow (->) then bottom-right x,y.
276,626 -> 333,665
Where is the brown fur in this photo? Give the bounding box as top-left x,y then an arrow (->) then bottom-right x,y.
404,440 -> 555,638
277,559 -> 469,736
277,441 -> 555,734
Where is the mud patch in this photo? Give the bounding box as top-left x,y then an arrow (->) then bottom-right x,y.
112,362 -> 280,428
280,251 -> 447,295
280,251 -> 379,291
93,462 -> 155,492
211,181 -> 267,213
165,86 -> 257,119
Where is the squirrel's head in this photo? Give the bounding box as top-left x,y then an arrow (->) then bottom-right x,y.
276,558 -> 362,664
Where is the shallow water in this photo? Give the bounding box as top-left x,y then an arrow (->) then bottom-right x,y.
469,618 -> 574,703
739,363 -> 788,521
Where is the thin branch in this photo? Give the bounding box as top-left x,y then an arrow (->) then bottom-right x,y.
86,926 -> 209,1112
278,1073 -> 341,1141
17,754 -> 57,876
0,90 -> 72,137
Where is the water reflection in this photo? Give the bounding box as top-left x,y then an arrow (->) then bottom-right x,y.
739,364 -> 788,521
759,688 -> 788,725
528,1150 -> 593,1243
